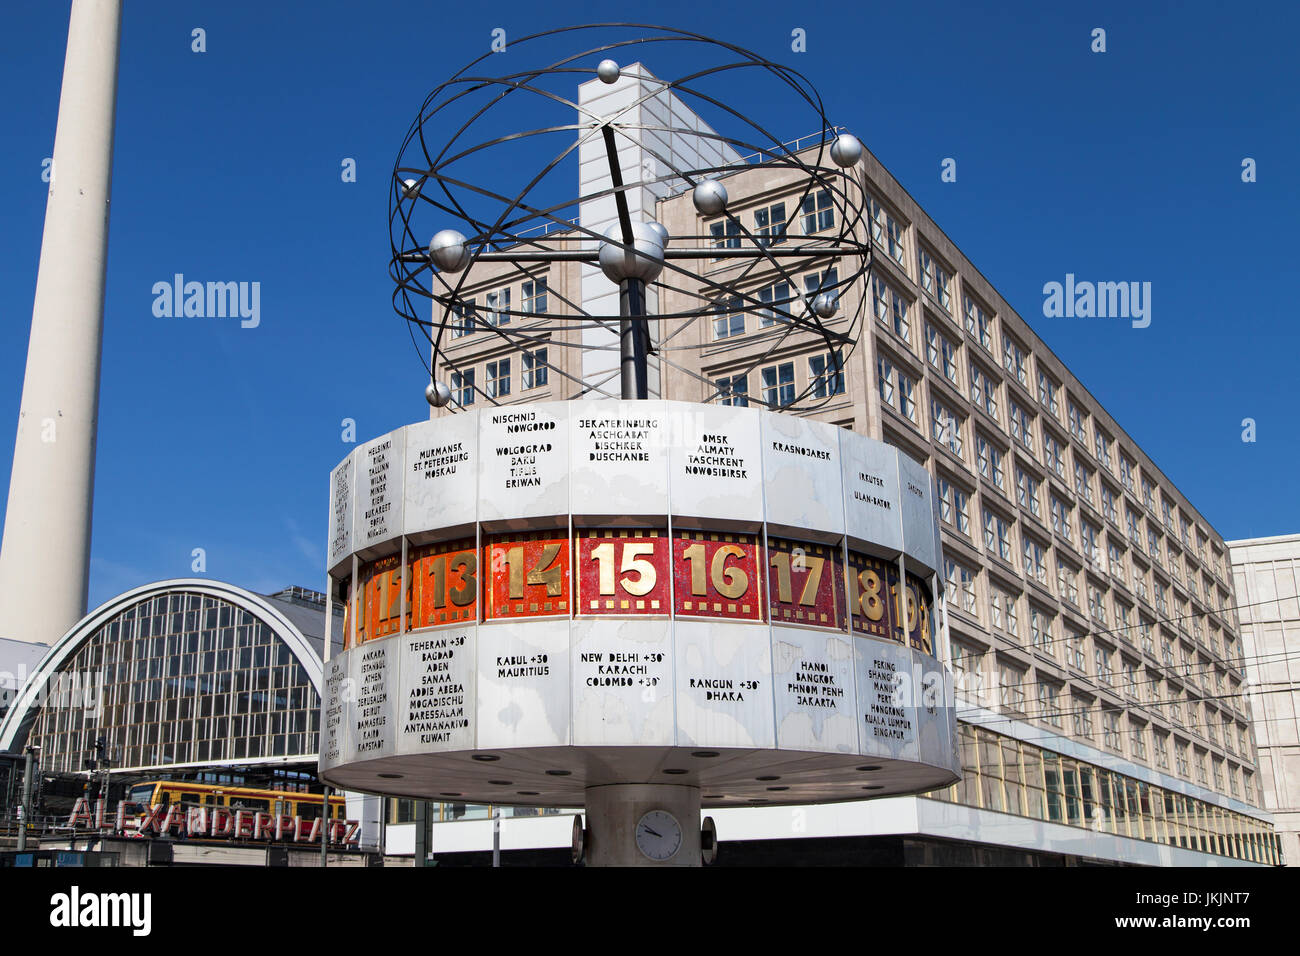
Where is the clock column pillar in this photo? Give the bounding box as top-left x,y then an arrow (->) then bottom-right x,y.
584,784 -> 702,867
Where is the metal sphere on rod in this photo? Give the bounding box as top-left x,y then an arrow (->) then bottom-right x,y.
428,229 -> 471,273
692,179 -> 728,216
424,381 -> 452,407
596,59 -> 621,84
830,132 -> 863,168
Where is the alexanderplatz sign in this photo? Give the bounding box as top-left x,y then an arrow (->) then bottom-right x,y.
64,798 -> 362,846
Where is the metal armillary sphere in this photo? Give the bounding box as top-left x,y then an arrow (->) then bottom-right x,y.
388,23 -> 872,410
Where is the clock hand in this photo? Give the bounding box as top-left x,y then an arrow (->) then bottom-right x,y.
644,826 -> 662,838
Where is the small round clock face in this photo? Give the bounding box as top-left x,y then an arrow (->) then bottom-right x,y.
635,810 -> 682,861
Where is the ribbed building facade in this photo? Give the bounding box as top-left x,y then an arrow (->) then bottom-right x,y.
1229,533 -> 1300,866
417,74 -> 1277,864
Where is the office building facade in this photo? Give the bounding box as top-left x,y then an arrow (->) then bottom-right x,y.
1229,533 -> 1300,866
419,71 -> 1278,865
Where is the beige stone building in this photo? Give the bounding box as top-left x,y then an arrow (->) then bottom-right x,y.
1229,533 -> 1300,865
419,124 -> 1278,863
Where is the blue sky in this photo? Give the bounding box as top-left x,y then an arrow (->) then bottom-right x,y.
0,1 -> 1296,611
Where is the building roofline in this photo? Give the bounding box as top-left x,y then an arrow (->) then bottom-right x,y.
1227,532 -> 1300,550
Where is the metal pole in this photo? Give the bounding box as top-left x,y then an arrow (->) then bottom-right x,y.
320,784 -> 329,867
17,747 -> 35,852
413,800 -> 428,867
619,278 -> 649,400
492,806 -> 501,868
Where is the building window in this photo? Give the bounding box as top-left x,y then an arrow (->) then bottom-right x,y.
1065,632 -> 1088,673
1174,740 -> 1189,777
951,643 -> 984,701
522,348 -> 548,389
1120,456 -> 1135,492
1102,709 -> 1122,752
878,357 -> 895,409
919,247 -> 952,311
486,358 -> 510,399
938,478 -> 971,536
1030,606 -> 1053,655
1050,495 -> 1073,543
1115,601 -> 1132,638
1038,682 -> 1062,727
1088,585 -> 1108,626
451,297 -> 476,338
976,435 -> 1004,490
710,217 -> 741,252
1072,699 -> 1094,739
999,664 -> 1026,712
1126,509 -> 1142,547
1022,536 -> 1047,585
754,202 -> 787,246
983,509 -> 1011,561
1094,644 -> 1113,685
1068,401 -> 1088,443
1015,467 -> 1041,519
877,356 -> 915,423
800,189 -> 834,233
804,267 -> 838,298
930,399 -> 964,457
716,373 -> 748,407
712,295 -> 744,339
1043,432 -> 1065,478
521,278 -> 547,314
1135,618 -> 1152,656
757,280 -> 794,327
898,369 -> 917,422
867,194 -> 906,266
761,362 -> 795,407
1056,560 -> 1079,606
1153,732 -> 1169,770
1002,333 -> 1027,387
1109,542 -> 1126,586
485,287 -> 511,326
809,352 -> 845,398
926,323 -> 959,384
1074,461 -> 1094,504
1037,370 -> 1060,420
1141,477 -> 1155,511
1009,401 -> 1034,456
969,364 -> 998,421
450,368 -> 475,406
1101,484 -> 1118,525
944,559 -> 978,615
1095,430 -> 1113,472
872,276 -> 910,344
963,295 -> 992,352
1080,521 -> 1100,567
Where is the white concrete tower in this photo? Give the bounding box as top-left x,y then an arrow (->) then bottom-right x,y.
0,0 -> 123,646
576,63 -> 743,398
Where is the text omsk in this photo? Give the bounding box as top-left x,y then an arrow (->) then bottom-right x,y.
66,798 -> 361,844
